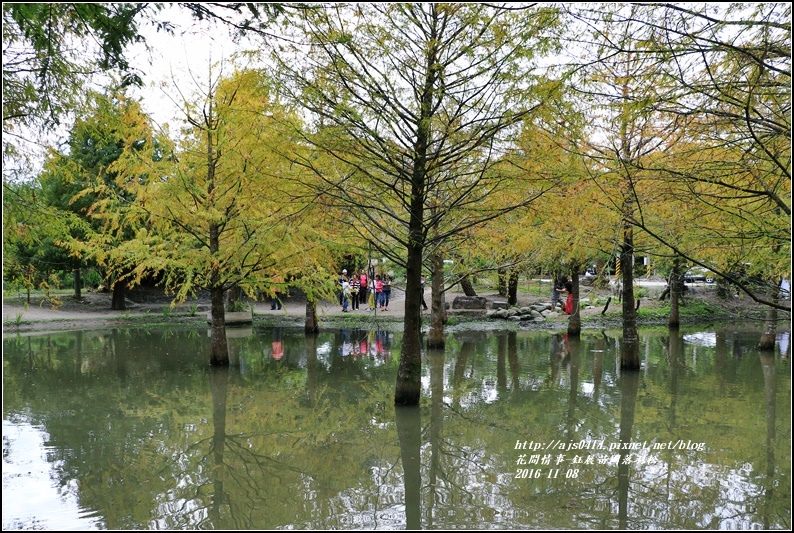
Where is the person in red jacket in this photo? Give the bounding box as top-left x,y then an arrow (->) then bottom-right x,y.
564,279 -> 574,315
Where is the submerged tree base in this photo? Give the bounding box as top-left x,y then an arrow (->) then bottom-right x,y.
395,350 -> 421,406
394,384 -> 421,406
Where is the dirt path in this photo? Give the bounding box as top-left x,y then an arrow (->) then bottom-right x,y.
2,286 -> 465,335
3,281 -> 768,337
2,284 -> 577,334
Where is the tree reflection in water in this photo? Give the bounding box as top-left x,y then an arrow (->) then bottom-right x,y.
1,325 -> 789,530
395,404 -> 421,529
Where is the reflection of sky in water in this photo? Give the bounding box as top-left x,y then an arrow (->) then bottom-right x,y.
683,332 -> 717,347
627,459 -> 764,529
684,331 -> 791,357
316,340 -> 333,356
2,418 -> 102,531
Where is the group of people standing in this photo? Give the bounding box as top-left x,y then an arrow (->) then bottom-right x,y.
338,269 -> 392,312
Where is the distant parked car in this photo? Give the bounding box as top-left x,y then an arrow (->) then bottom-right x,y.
684,267 -> 714,283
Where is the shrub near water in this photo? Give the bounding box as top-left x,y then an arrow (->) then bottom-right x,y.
636,300 -> 719,320
580,298 -> 730,324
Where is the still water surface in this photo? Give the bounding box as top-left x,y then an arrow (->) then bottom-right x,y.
3,324 -> 791,530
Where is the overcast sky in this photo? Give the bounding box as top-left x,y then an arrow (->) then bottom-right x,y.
127,5 -> 247,129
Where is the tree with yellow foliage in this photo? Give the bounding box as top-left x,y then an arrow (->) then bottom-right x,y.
78,66 -> 336,365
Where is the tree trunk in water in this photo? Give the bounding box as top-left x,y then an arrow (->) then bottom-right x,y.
508,331 -> 519,390
566,335 -> 580,438
427,253 -> 446,349
395,39 -> 435,406
73,268 -> 81,300
453,342 -> 473,405
617,87 -> 639,370
110,278 -> 126,310
427,348 -> 444,520
460,275 -> 477,297
759,352 -> 776,498
668,261 -> 682,328
395,235 -> 424,406
209,366 -> 228,523
497,267 -> 507,297
497,334 -> 507,391
210,286 -> 229,366
507,269 -> 519,306
305,333 -> 319,407
617,371 -> 639,529
304,299 -> 319,334
568,263 -> 581,337
668,330 -> 682,429
620,226 -> 640,369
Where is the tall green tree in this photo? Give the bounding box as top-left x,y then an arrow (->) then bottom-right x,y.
270,3 -> 561,405
38,88 -> 168,310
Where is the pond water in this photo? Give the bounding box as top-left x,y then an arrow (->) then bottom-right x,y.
2,324 -> 791,530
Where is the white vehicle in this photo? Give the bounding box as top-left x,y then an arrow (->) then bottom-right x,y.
684,267 -> 714,284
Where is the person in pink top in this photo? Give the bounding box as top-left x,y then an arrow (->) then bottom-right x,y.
358,270 -> 368,307
374,274 -> 384,311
